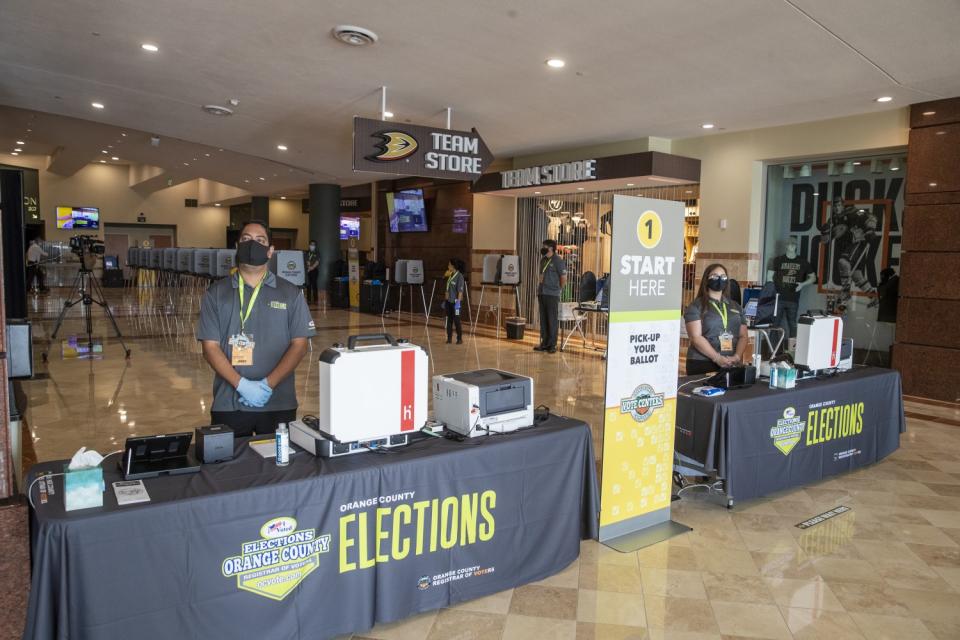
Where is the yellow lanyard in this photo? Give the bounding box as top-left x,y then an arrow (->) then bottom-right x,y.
540,258 -> 551,275
238,273 -> 265,334
446,271 -> 459,290
710,301 -> 729,331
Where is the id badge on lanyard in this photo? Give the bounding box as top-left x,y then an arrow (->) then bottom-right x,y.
231,273 -> 264,366
711,300 -> 734,354
230,333 -> 255,366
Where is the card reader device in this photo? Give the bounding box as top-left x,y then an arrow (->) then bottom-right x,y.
433,369 -> 534,437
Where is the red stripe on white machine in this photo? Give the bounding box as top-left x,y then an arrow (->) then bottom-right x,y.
830,318 -> 840,367
399,350 -> 415,431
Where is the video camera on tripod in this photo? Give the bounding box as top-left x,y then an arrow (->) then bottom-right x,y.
69,235 -> 105,271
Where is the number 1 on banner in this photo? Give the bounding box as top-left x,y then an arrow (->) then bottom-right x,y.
637,210 -> 663,249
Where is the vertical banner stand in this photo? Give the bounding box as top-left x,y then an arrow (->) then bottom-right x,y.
348,244 -> 360,310
599,195 -> 691,552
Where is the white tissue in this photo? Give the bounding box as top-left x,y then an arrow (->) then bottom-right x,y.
68,447 -> 105,470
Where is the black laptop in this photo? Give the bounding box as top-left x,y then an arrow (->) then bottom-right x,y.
121,432 -> 201,480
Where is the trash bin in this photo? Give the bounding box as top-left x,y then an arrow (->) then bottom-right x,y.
506,317 -> 526,340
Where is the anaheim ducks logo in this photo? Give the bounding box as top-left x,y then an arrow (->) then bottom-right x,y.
367,131 -> 418,161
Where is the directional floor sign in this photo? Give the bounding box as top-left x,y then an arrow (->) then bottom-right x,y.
353,117 -> 493,181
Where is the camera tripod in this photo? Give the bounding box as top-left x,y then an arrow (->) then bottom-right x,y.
43,266 -> 131,360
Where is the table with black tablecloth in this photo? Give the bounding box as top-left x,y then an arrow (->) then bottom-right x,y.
24,416 -> 598,640
674,366 -> 904,505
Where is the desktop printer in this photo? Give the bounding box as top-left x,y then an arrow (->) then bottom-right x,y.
433,369 -> 534,437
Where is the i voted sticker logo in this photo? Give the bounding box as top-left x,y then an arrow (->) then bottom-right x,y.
261,517 -> 297,539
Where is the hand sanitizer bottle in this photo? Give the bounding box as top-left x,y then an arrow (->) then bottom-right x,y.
276,423 -> 290,467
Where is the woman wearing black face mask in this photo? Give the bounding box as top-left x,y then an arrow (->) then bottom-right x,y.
683,263 -> 748,375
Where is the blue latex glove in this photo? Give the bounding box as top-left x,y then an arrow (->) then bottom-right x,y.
454,299 -> 461,316
237,377 -> 271,408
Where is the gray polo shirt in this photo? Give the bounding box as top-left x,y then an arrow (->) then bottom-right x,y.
445,271 -> 465,302
197,269 -> 316,411
683,298 -> 743,361
537,254 -> 567,297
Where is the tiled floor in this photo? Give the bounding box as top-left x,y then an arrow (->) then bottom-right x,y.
8,287 -> 960,639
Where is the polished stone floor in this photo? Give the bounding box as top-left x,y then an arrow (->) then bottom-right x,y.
9,286 -> 960,640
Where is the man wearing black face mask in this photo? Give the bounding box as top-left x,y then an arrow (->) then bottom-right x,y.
197,220 -> 316,436
535,239 -> 567,353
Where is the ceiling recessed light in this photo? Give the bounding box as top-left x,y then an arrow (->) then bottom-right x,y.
875,96 -> 893,103
576,187 -> 584,191
258,177 -> 265,181
383,111 -> 394,118
922,110 -> 936,116
101,149 -> 108,154
701,123 -> 715,129
111,156 -> 119,160
99,159 -> 106,163
202,104 -> 234,117
276,144 -> 288,151
10,152 -> 18,156
15,140 -> 24,145
91,102 -> 104,109
204,153 -> 210,157
813,192 -> 819,196
183,162 -> 190,166
215,203 -> 222,207
929,182 -> 938,187
280,196 -> 286,200
685,190 -> 693,194
244,179 -> 250,183
546,58 -> 565,69
626,183 -> 635,187
533,191 -> 541,194
332,25 -> 379,47
853,161 -> 862,166
121,132 -> 127,136
141,43 -> 159,52
14,147 -> 22,152
936,130 -> 947,135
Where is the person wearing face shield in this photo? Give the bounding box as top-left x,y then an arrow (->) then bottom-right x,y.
197,220 -> 316,436
683,263 -> 749,375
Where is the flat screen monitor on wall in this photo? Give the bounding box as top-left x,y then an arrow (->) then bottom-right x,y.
387,189 -> 428,232
56,206 -> 100,229
339,216 -> 360,240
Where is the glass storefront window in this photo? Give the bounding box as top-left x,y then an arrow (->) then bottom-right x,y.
762,153 -> 906,365
516,184 -> 699,331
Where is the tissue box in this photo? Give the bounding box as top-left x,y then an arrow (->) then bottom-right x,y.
64,465 -> 105,511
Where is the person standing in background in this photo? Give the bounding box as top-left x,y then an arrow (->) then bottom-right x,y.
443,258 -> 466,344
26,238 -> 49,293
535,239 -> 566,354
305,240 -> 320,306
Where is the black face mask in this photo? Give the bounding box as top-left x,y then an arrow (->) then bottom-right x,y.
540,247 -> 549,257
707,275 -> 728,292
236,240 -> 270,266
